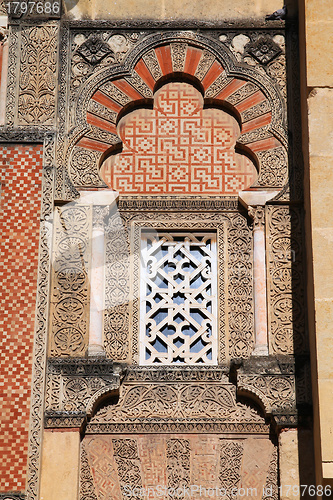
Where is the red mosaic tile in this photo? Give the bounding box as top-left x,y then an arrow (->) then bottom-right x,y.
0,144 -> 43,492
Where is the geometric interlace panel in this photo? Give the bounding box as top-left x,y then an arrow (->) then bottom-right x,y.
140,231 -> 218,364
101,82 -> 257,195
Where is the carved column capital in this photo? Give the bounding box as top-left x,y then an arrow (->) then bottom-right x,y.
92,205 -> 109,227
248,205 -> 265,229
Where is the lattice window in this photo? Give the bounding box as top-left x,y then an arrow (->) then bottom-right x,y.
140,231 -> 218,365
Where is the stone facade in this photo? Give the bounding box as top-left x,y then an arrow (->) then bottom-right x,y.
0,0 -> 330,498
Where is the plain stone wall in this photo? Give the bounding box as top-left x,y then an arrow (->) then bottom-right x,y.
64,0 -> 284,21
299,0 -> 333,487
40,430 -> 80,500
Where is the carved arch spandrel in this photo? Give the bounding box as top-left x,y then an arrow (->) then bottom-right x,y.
66,33 -> 288,192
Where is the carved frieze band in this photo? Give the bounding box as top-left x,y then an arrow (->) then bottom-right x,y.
0,495 -> 25,500
86,371 -> 268,434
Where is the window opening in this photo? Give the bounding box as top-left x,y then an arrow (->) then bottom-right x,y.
140,230 -> 218,365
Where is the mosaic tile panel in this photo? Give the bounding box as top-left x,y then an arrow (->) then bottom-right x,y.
0,145 -> 43,491
100,82 -> 257,195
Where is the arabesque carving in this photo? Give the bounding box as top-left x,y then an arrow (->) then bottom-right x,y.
266,206 -> 307,354
219,441 -> 244,498
236,357 -> 297,425
45,358 -> 120,415
88,370 -> 267,434
18,25 -> 58,126
49,206 -> 91,356
63,32 -> 288,193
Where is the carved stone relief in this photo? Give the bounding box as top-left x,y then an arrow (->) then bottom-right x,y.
49,205 -> 92,357
226,212 -> 254,358
236,356 -> 298,427
18,24 -> 58,126
87,368 -> 267,434
45,358 -> 120,414
266,206 -> 307,355
80,433 -> 278,500
70,31 -> 142,102
218,31 -> 287,100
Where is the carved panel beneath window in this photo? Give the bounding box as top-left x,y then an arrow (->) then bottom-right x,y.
49,206 -> 91,356
266,205 -> 307,354
80,434 -> 277,499
87,369 -> 266,434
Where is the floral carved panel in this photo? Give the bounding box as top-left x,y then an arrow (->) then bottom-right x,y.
18,24 -> 58,126
49,205 -> 91,356
266,205 -> 307,355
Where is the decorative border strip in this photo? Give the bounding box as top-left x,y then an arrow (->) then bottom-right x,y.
25,135 -> 55,500
0,494 -> 25,500
118,197 -> 239,212
85,421 -> 270,434
66,20 -> 286,30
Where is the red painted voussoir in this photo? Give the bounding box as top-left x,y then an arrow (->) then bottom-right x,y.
215,79 -> 246,100
246,137 -> 280,152
134,59 -> 156,90
92,91 -> 122,113
184,46 -> 202,75
77,138 -> 110,153
235,90 -> 266,113
201,61 -> 224,90
242,113 -> 272,133
155,45 -> 173,75
112,79 -> 143,101
87,113 -> 117,134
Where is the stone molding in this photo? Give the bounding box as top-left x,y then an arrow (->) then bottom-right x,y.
235,356 -> 298,428
44,358 -> 300,432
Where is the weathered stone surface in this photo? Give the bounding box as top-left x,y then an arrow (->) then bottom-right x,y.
40,430 -> 80,500
64,0 -> 284,21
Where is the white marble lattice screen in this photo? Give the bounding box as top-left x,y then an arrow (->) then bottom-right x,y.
140,231 -> 218,365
